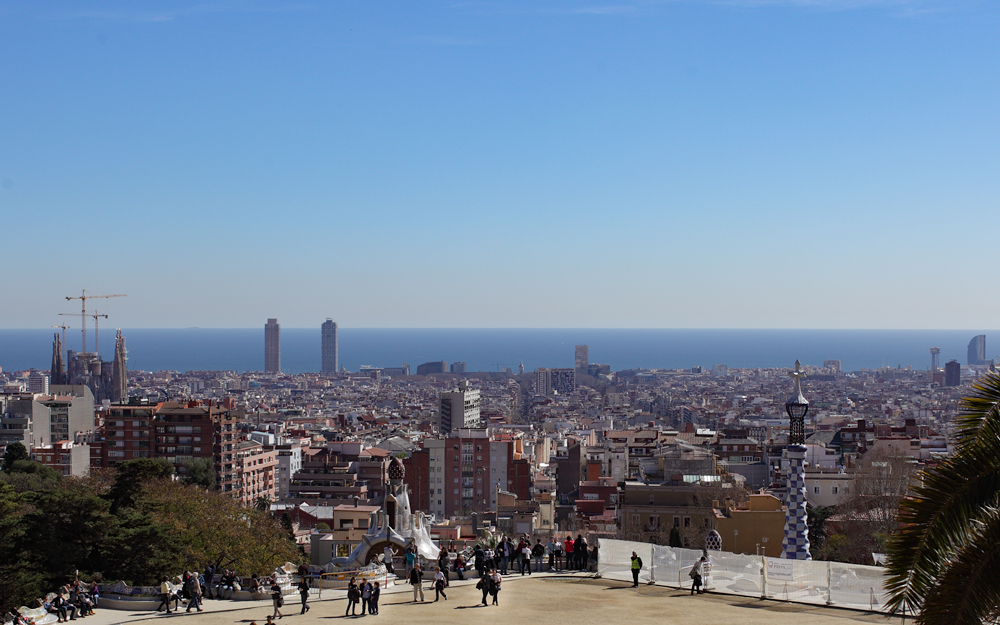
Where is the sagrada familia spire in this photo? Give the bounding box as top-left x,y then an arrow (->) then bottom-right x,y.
112,329 -> 127,403
50,333 -> 65,385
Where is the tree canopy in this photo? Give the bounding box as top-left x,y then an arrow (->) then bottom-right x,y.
0,458 -> 300,614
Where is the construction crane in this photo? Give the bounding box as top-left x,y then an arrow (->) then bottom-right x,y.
51,324 -> 70,349
90,311 -> 109,354
64,290 -> 126,354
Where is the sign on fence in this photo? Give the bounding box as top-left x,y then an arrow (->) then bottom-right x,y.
766,558 -> 794,582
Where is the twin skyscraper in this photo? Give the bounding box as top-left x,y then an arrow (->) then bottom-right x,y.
263,318 -> 339,373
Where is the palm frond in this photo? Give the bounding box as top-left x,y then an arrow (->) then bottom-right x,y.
884,370 -> 1000,618
915,505 -> 1000,625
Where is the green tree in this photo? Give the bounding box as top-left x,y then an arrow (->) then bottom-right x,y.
0,459 -> 62,493
2,442 -> 29,472
0,482 -> 44,614
885,370 -> 1000,625
181,457 -> 217,490
20,488 -> 116,590
668,526 -> 682,548
107,458 -> 173,513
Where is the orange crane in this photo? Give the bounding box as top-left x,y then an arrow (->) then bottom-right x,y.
64,290 -> 126,354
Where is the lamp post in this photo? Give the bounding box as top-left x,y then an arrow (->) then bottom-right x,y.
781,360 -> 811,560
733,529 -> 738,554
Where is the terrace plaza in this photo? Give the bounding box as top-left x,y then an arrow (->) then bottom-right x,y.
79,573 -> 894,625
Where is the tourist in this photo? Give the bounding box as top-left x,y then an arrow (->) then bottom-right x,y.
204,563 -> 216,600
346,577 -> 360,616
383,546 -> 395,575
297,576 -> 310,614
690,556 -> 706,595
39,598 -> 63,623
473,545 -> 485,578
520,541 -> 531,575
408,563 -> 425,602
88,582 -> 100,608
219,571 -> 235,600
270,578 -> 284,619
369,581 -> 380,615
185,572 -> 203,613
484,546 -> 495,572
477,571 -> 490,606
433,567 -> 448,602
575,536 -> 588,571
437,549 -> 450,582
547,538 -> 555,571
498,538 -> 509,575
489,568 -> 502,606
453,553 -> 466,580
360,580 -> 372,616
554,538 -> 563,570
564,535 -> 574,570
532,539 -> 545,573
157,577 -> 173,614
404,543 -> 416,579
630,551 -> 643,587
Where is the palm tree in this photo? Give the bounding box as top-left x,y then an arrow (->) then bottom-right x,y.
884,369 -> 1000,625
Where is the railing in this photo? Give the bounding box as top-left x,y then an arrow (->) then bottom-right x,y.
597,538 -> 892,614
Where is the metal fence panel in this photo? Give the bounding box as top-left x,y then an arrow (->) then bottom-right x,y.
597,539 -> 891,614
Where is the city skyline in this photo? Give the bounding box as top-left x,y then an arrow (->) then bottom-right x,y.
2,1 -> 998,330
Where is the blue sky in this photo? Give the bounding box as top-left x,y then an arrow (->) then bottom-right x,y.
1,0 -> 997,329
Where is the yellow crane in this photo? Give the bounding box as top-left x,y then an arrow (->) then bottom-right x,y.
64,290 -> 126,354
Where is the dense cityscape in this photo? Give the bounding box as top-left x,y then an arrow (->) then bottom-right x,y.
2,319 -> 991,567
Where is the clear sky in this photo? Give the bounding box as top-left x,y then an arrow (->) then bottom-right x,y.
1,0 -> 997,330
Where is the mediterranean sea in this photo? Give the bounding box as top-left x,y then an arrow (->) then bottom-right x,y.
0,329 -> 994,375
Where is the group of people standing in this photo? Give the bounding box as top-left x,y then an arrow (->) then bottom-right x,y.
345,577 -> 380,616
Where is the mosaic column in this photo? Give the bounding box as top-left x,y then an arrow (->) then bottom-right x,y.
781,444 -> 810,559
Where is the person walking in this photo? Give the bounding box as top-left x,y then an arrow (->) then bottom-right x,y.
270,579 -> 284,619
185,572 -> 203,613
630,551 -> 643,587
437,549 -> 450,583
409,563 -> 425,602
433,567 -> 448,601
690,556 -> 706,595
489,569 -> 502,606
478,571 -> 491,606
297,577 -> 310,614
157,578 -> 172,614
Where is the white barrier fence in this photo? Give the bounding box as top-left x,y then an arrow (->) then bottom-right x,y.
597,539 -> 891,613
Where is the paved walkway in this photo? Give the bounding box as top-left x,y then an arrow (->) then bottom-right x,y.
81,572 -> 902,625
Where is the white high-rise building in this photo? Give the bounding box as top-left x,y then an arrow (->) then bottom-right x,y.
438,381 -> 481,435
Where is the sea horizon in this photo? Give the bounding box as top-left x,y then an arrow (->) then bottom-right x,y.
1,328 -> 994,376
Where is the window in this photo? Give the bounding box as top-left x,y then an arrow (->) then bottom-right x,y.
684,517 -> 690,527
831,486 -> 839,494
813,486 -> 821,494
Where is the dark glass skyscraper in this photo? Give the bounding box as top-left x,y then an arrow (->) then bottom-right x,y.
321,318 -> 338,373
265,318 -> 280,372
968,334 -> 987,366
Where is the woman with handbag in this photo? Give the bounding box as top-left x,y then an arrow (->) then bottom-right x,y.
270,579 -> 283,619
